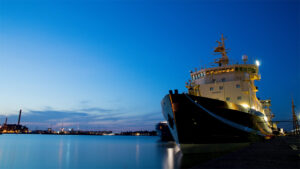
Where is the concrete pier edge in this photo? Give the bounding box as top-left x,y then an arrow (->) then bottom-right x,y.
190,136 -> 300,169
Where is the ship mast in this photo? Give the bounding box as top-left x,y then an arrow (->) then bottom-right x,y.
214,34 -> 229,66
292,99 -> 300,135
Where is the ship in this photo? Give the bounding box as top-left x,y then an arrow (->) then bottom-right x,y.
161,35 -> 276,153
156,121 -> 174,141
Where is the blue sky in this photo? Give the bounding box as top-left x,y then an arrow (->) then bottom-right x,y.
0,0 -> 299,131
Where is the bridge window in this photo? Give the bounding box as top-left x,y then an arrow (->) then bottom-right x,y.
219,86 -> 223,90
210,87 -> 214,91
226,97 -> 230,101
221,78 -> 226,82
236,84 -> 240,88
237,96 -> 242,100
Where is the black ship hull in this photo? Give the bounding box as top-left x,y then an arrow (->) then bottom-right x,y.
161,91 -> 273,153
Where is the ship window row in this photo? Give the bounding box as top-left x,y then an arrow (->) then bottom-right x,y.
210,86 -> 224,91
226,96 -> 242,101
206,68 -> 234,75
192,72 -> 206,80
212,78 -> 226,83
234,67 -> 257,73
210,85 -> 239,91
194,67 -> 256,78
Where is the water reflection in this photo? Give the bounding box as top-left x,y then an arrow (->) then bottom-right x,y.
159,141 -> 232,169
66,142 -> 71,168
0,135 -> 232,169
135,144 -> 140,167
58,138 -> 64,169
167,148 -> 174,169
160,142 -> 181,169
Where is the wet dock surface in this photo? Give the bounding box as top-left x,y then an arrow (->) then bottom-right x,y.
191,136 -> 300,169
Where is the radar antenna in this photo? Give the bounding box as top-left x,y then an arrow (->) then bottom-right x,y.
214,34 -> 229,66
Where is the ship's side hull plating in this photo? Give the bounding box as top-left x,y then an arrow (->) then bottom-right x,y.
161,93 -> 273,153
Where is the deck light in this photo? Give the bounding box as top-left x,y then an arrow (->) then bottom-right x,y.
241,104 -> 250,109
264,115 -> 268,122
255,60 -> 260,67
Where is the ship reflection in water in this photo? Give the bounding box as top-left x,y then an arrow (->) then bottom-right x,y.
160,141 -> 230,169
161,142 -> 181,169
0,134 -> 231,169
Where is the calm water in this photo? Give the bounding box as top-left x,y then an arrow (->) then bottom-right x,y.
0,135 -> 184,169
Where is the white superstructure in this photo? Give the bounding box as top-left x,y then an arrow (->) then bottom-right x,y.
186,35 -> 273,121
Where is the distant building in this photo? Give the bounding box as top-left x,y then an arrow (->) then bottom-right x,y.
0,109 -> 29,134
1,124 -> 29,133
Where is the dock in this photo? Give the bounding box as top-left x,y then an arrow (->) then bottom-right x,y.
191,136 -> 299,169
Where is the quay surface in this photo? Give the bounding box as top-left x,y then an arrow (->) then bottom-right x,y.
191,136 -> 300,169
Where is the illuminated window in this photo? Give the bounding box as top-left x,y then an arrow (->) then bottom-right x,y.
226,97 -> 230,101
219,86 -> 223,90
236,84 -> 240,88
210,87 -> 214,91
237,96 -> 242,100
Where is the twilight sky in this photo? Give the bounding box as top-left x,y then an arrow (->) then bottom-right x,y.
0,0 -> 299,131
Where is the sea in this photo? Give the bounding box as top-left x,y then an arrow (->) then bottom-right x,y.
0,134 -> 185,169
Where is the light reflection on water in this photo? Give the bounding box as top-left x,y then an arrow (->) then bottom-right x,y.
58,139 -> 63,169
167,148 -> 174,169
0,134 -> 215,169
